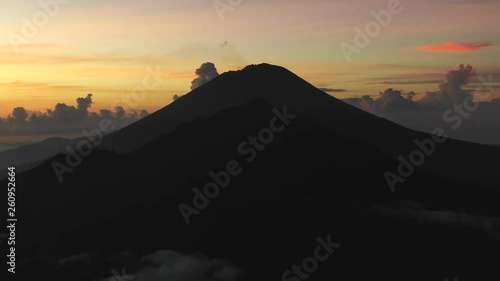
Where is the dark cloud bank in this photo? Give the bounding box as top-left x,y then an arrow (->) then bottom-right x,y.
342,64 -> 500,145
0,93 -> 149,136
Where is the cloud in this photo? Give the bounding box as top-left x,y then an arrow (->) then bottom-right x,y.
12,107 -> 28,123
351,89 -> 418,114
115,106 -> 126,119
0,94 -> 149,136
98,109 -> 113,120
344,64 -> 480,112
418,64 -> 476,107
0,51 -> 133,65
49,103 -> 84,123
56,252 -> 91,266
365,80 -> 443,85
45,249 -> 241,281
371,203 -> 500,241
101,250 -> 242,281
406,41 -> 495,53
77,94 -> 94,112
173,94 -> 183,101
0,80 -> 87,91
190,62 -> 219,90
318,88 -> 347,93
139,110 -> 149,119
342,64 -> 500,145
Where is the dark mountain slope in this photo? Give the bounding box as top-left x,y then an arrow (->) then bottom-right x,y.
100,63 -> 500,188
0,137 -> 73,171
7,99 -> 500,281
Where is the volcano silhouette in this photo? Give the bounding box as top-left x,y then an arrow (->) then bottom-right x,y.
102,63 -> 499,187
5,63 -> 500,281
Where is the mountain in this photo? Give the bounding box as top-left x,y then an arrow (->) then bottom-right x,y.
0,137 -> 73,171
101,63 -> 500,188
100,63 -> 382,154
3,63 -> 500,280
9,98 -> 500,281
4,64 -> 499,187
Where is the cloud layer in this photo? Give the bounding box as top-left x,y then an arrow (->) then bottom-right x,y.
342,64 -> 500,144
344,64 -> 495,112
0,94 -> 149,136
115,250 -> 241,281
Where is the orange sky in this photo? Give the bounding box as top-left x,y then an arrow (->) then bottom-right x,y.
1,0 -> 499,118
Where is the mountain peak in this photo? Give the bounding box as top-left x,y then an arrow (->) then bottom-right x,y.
241,63 -> 288,72
100,63 -> 361,153
220,63 -> 296,81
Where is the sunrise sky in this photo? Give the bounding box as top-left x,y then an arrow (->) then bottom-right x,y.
0,0 -> 499,118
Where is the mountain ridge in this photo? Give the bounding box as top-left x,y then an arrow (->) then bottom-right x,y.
9,97 -> 500,280
99,63 -> 500,188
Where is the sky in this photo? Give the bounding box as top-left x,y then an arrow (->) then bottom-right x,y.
0,0 -> 499,130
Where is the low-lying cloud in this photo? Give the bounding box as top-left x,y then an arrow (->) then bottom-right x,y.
346,64 -> 482,112
42,249 -> 241,281
419,63 -> 477,107
0,94 -> 149,136
371,203 -> 500,241
342,64 -> 500,144
134,250 -> 241,281
101,250 -> 242,281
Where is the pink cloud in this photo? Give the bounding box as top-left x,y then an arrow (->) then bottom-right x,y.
406,41 -> 495,53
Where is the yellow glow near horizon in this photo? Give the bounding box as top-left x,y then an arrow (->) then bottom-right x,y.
0,0 -> 499,118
